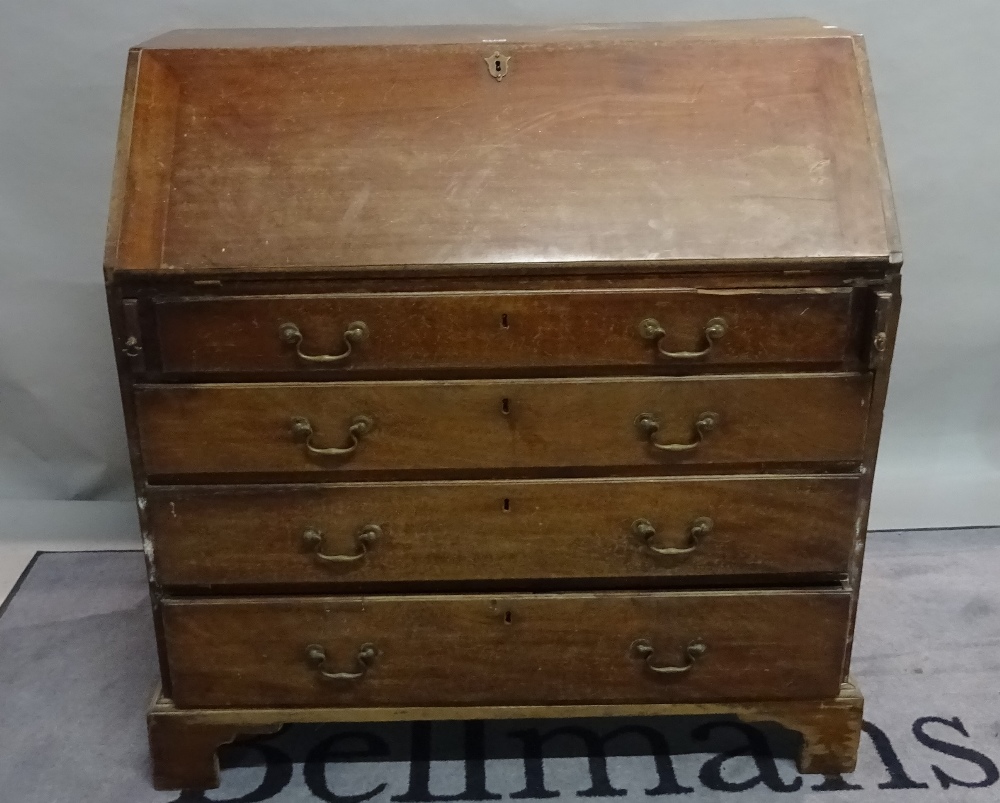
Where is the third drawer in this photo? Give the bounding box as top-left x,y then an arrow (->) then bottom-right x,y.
145,475 -> 860,588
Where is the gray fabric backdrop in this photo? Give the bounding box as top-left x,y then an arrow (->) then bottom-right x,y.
1,1 -> 998,547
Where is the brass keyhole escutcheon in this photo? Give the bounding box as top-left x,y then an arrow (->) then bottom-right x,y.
485,51 -> 510,81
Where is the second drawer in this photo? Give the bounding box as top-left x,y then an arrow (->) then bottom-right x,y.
134,374 -> 872,478
146,475 -> 859,588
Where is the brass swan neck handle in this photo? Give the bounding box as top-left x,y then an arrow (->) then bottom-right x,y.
635,411 -> 719,452
639,317 -> 726,359
306,643 -> 377,681
303,524 -> 381,563
291,415 -> 374,457
279,320 -> 368,364
632,517 -> 713,555
631,639 -> 707,675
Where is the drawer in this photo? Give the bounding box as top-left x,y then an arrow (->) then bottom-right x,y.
161,589 -> 851,708
148,288 -> 858,376
135,374 -> 871,478
147,476 -> 860,588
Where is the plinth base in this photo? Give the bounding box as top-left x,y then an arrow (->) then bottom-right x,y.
147,681 -> 864,790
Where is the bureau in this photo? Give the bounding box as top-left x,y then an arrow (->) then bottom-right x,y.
104,20 -> 901,790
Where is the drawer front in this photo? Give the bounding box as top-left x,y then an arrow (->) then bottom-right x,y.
162,589 -> 851,708
150,288 -> 857,375
135,374 -> 871,478
148,476 -> 859,587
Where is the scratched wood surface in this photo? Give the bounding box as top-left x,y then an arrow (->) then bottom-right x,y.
161,588 -> 851,708
105,21 -> 896,275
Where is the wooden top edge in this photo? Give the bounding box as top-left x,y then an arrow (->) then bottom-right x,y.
105,256 -> 898,283
135,19 -> 856,50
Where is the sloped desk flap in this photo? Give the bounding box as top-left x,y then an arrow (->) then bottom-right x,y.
106,20 -> 898,275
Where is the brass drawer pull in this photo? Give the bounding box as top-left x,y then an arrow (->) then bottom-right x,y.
303,524 -> 381,563
279,320 -> 368,363
291,415 -> 374,457
632,638 -> 707,675
306,642 -> 377,681
639,316 -> 726,359
635,411 -> 718,452
632,517 -> 713,555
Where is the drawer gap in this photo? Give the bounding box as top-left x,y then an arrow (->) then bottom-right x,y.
143,462 -> 865,486
157,576 -> 852,598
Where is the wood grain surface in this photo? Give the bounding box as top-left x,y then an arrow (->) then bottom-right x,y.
151,287 -> 857,375
146,475 -> 859,588
106,22 -> 895,275
161,588 -> 851,708
134,374 -> 872,478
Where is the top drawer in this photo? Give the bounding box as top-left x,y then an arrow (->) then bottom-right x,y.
145,288 -> 858,376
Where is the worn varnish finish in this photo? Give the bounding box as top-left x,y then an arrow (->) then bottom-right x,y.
161,589 -> 851,708
103,20 -> 901,790
147,476 -> 860,587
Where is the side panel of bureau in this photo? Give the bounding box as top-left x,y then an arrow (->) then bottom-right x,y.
150,288 -> 857,374
161,589 -> 851,708
146,476 -> 860,588
134,374 -> 872,477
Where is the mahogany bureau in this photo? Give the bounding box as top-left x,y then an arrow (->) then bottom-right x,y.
103,20 -> 901,790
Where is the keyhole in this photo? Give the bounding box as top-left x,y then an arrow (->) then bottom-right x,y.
503,497 -> 511,512
501,313 -> 509,329
495,60 -> 502,72
501,397 -> 510,415
504,610 -> 513,624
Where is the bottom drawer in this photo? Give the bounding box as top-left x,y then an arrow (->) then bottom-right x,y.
162,589 -> 850,708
